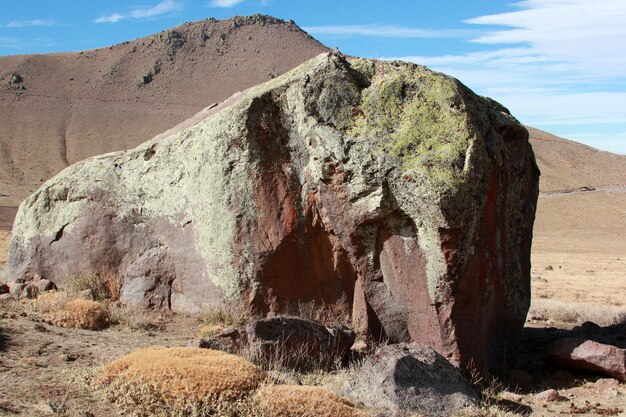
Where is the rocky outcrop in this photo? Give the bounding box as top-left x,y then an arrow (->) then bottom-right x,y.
546,338 -> 626,381
341,343 -> 478,416
8,52 -> 539,369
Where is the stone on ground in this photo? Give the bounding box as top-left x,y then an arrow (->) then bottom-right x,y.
546,338 -> 626,381
341,343 -> 478,417
204,316 -> 355,370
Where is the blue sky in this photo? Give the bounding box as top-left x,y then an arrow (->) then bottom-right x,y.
2,0 -> 625,154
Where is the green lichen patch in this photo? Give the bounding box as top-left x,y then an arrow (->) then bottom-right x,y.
347,59 -> 474,194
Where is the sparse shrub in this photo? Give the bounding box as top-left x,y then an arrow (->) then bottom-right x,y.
292,299 -> 352,328
255,384 -> 370,417
200,302 -> 248,328
108,304 -> 164,331
29,290 -> 68,314
196,323 -> 225,338
530,299 -> 626,326
98,347 -> 266,416
66,270 -> 120,301
47,299 -> 110,330
453,405 -> 519,417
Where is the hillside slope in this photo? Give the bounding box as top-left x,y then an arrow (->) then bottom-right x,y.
0,15 -> 327,206
527,127 -> 626,193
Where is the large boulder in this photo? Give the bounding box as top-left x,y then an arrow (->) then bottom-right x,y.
8,52 -> 539,369
341,343 -> 479,416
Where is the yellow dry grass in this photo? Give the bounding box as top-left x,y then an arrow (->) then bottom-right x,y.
255,385 -> 370,417
196,323 -> 225,338
98,347 -> 266,416
66,270 -> 120,301
47,299 -> 110,330
0,230 -> 9,266
30,290 -> 67,314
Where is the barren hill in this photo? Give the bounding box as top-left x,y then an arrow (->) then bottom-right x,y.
0,15 -> 327,207
527,126 -> 626,193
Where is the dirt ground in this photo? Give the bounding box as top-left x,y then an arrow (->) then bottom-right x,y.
0,304 -> 199,416
0,297 -> 624,417
530,190 -> 626,326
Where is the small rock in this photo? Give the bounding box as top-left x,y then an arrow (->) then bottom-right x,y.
9,73 -> 23,84
351,339 -> 368,353
544,265 -> 554,271
580,321 -> 601,333
33,323 -> 48,332
594,378 -> 619,391
536,389 -> 561,402
246,316 -> 356,370
0,283 -> 9,294
62,352 -> 79,362
19,283 -> 39,299
0,293 -> 12,302
34,278 -> 56,292
202,327 -> 245,353
9,282 -> 25,298
501,391 -> 523,402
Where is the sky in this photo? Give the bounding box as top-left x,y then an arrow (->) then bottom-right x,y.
1,1 -> 625,154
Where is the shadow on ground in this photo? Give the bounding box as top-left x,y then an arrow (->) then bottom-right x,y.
507,321 -> 626,392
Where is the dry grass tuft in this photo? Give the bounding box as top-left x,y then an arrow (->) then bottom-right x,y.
255,385 -> 370,417
47,299 -> 110,330
453,406 -> 520,417
66,270 -> 120,301
200,302 -> 248,328
108,304 -> 164,331
530,299 -> 626,326
98,347 -> 266,416
29,290 -> 68,314
196,323 -> 225,338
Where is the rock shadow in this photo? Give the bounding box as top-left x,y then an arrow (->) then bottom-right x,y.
508,321 -> 626,392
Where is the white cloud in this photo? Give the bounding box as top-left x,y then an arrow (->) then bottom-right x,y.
384,0 -> 626,153
209,0 -> 245,7
303,24 -> 472,39
465,0 -> 626,79
4,19 -> 56,28
95,0 -> 183,24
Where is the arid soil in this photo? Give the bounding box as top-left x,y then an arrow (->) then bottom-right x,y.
532,191 -> 626,308
0,304 -> 198,416
1,299 -> 624,416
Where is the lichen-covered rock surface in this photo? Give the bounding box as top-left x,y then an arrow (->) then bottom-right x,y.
8,52 -> 539,369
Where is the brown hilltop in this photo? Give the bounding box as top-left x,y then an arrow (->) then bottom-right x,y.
527,126 -> 626,193
0,14 -> 327,206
